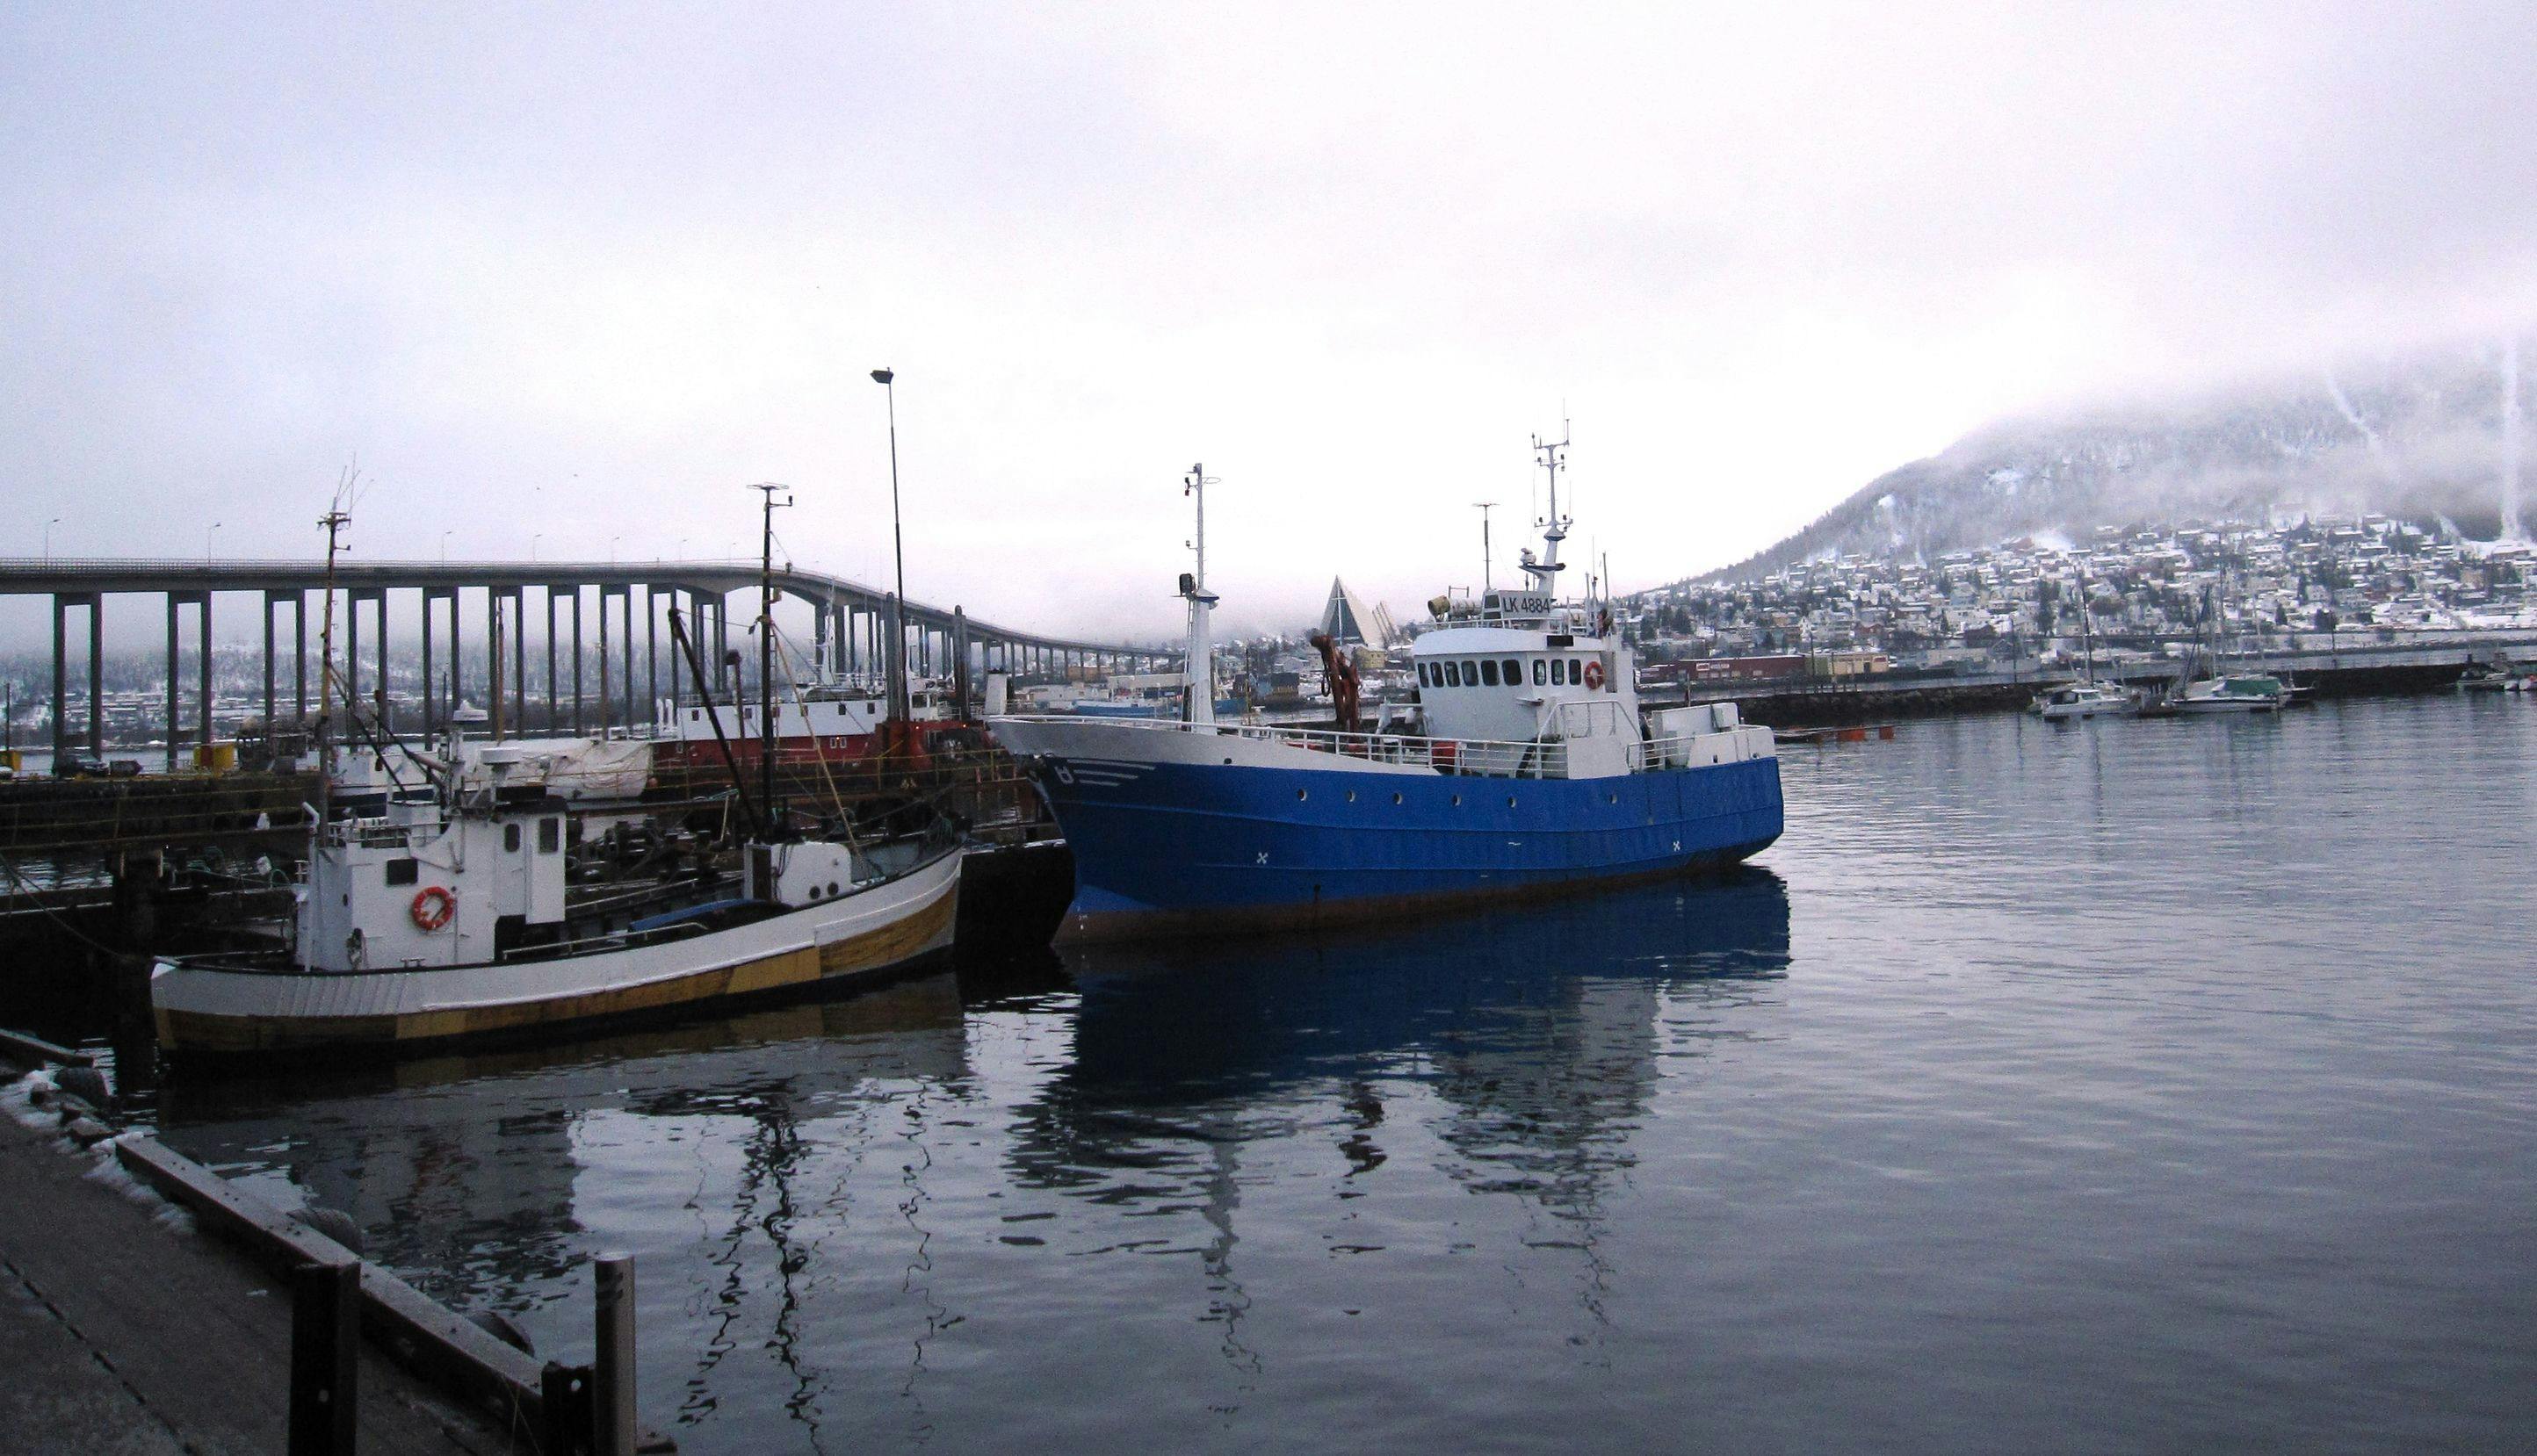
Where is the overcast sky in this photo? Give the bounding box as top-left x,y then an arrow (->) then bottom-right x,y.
4,2 -> 2533,643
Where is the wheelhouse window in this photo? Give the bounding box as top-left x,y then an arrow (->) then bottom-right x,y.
1532,660 -> 1547,686
384,858 -> 418,886
1502,658 -> 1521,685
1480,660 -> 1500,687
538,818 -> 560,854
504,823 -> 524,853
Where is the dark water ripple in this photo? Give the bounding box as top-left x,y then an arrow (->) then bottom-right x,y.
152,696 -> 2537,1452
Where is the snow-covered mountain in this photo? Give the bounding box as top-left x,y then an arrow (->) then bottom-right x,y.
1699,339 -> 2528,581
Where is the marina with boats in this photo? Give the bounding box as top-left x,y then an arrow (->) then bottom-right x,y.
38,428 -> 1796,1066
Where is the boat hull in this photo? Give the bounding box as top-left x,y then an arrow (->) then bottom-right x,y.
2171,697 -> 2281,713
1001,728 -> 1783,941
151,850 -> 962,1063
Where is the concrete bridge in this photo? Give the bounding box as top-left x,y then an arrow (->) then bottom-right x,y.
1,557 -> 1178,763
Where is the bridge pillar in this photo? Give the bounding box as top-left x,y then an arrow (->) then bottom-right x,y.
596,585 -> 613,737
619,588 -> 636,732
486,587 -> 502,739
714,594 -> 732,694
545,587 -> 560,732
293,593 -> 307,730
347,589 -> 384,734
647,586 -> 662,732
510,587 -> 528,733
569,587 -> 585,734
603,584 -> 632,734
420,588 -> 437,741
345,587 -> 359,708
157,590 -> 212,770
50,595 -> 67,758
445,587 -> 465,729
260,592 -> 275,735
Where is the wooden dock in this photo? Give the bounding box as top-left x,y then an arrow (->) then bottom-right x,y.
0,1099 -> 529,1452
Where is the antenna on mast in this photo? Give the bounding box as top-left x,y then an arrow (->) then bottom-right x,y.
1473,502 -> 1497,595
1180,463 -> 1222,724
750,480 -> 793,833
1523,421 -> 1572,593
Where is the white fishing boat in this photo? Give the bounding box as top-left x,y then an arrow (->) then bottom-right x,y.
153,485 -> 962,1063
149,782 -> 961,1060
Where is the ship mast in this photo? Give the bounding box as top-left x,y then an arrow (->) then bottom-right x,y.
1182,463 -> 1220,724
752,481 -> 791,833
307,496 -> 349,973
1525,423 -> 1572,594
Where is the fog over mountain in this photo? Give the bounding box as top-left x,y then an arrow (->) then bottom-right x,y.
1695,336 -> 2532,582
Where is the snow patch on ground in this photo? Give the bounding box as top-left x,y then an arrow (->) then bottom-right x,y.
6,1070 -> 195,1234
3,1068 -> 60,1129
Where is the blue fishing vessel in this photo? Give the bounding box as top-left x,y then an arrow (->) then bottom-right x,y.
990,436 -> 1784,941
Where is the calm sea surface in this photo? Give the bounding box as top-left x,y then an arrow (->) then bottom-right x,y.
141,696 -> 2537,1452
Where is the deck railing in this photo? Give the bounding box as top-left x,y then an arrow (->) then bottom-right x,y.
995,714 -> 1573,779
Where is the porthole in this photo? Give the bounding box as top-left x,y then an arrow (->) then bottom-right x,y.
1507,795 -> 1518,808
806,884 -> 822,899
1607,792 -> 1618,804
1297,788 -> 1309,801
1345,789 -> 1356,803
828,882 -> 842,897
1391,792 -> 1403,805
1451,794 -> 1462,805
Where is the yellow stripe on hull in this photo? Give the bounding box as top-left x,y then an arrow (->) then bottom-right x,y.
155,890 -> 958,1056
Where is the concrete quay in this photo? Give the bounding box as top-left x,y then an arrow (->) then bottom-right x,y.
1659,632 -> 2537,727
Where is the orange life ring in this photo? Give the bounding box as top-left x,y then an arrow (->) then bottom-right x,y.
409,886 -> 457,932
1584,660 -> 1606,690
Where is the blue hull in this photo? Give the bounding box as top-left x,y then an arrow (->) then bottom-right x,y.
1026,755 -> 1785,940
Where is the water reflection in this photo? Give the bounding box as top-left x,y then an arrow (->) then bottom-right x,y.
1018,872 -> 1791,1377
154,870 -> 1791,1452
157,982 -> 970,1303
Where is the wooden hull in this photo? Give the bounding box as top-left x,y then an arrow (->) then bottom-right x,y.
151,851 -> 961,1063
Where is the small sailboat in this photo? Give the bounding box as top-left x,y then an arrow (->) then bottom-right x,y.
2163,581 -> 2290,714
152,488 -> 962,1064
2171,668 -> 2291,713
2032,568 -> 2140,720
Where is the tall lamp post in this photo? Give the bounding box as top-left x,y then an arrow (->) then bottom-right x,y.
871,368 -> 909,723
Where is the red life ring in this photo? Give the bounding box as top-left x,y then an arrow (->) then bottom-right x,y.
409,886 -> 457,932
1584,660 -> 1606,690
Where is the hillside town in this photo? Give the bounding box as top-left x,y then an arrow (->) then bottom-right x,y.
1624,515 -> 2537,672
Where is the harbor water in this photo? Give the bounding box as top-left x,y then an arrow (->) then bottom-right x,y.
112,695 -> 2537,1451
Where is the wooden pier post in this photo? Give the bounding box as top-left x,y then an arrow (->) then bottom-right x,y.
593,1253 -> 637,1456
288,1253 -> 359,1456
541,1360 -> 596,1455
